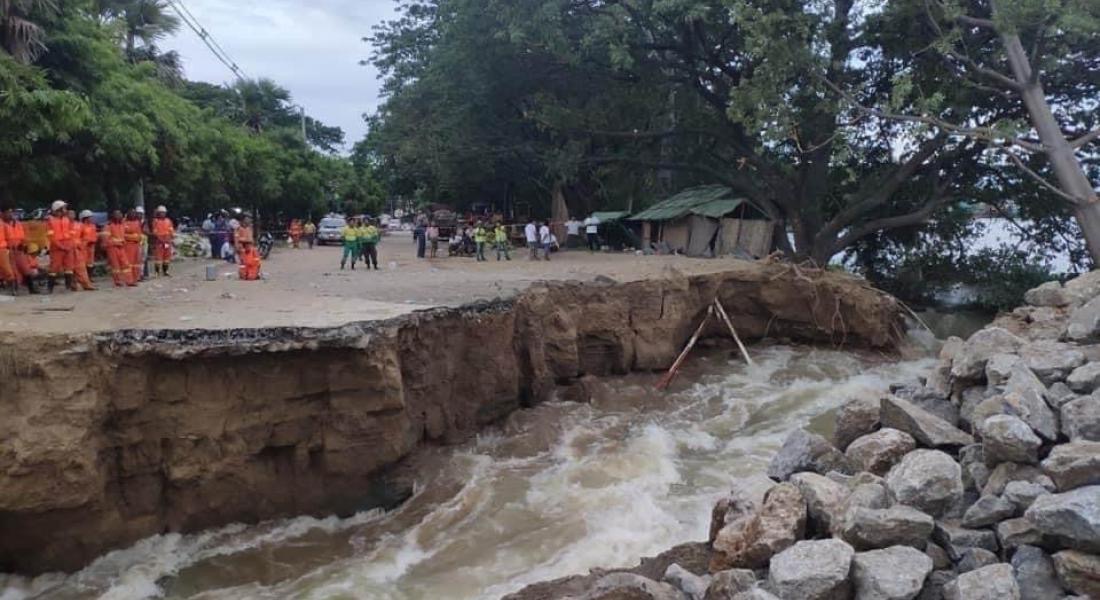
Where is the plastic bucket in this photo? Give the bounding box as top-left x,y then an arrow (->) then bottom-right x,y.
205,265 -> 217,281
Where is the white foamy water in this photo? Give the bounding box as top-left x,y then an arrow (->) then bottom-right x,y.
2,345 -> 934,600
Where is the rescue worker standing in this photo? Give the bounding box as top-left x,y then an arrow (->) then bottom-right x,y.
340,217 -> 359,270
235,216 -> 255,263
473,221 -> 488,262
1,208 -> 32,293
289,219 -> 303,249
361,218 -> 380,270
106,210 -> 135,287
123,208 -> 144,284
238,237 -> 262,280
67,210 -> 96,291
46,201 -> 79,291
0,210 -> 13,291
78,210 -> 98,271
493,223 -> 511,261
151,206 -> 175,277
303,220 -> 316,249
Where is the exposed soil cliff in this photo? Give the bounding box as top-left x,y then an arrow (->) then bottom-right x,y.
0,265 -> 903,574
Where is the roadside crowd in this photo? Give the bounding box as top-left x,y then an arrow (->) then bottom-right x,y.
410,214 -> 603,262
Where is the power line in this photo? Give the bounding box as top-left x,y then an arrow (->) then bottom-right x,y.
166,0 -> 247,81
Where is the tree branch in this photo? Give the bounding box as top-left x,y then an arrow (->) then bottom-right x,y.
1000,148 -> 1083,205
1070,128 -> 1100,150
956,15 -> 996,29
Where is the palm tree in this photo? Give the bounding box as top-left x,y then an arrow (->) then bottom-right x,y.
96,0 -> 180,58
229,78 -> 293,134
0,0 -> 57,63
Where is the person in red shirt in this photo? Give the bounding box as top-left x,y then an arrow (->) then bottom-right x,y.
151,205 -> 175,277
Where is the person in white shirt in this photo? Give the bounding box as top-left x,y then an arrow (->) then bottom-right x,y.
524,219 -> 539,260
583,214 -> 601,252
538,222 -> 552,261
565,218 -> 582,249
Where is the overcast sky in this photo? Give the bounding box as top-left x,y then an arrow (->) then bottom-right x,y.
162,0 -> 398,150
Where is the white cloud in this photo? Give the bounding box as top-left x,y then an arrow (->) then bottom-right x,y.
162,0 -> 398,149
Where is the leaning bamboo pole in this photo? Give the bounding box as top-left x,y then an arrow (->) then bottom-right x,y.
714,298 -> 754,366
655,305 -> 714,390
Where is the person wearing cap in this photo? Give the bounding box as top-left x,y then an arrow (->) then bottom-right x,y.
46,200 -> 79,291
151,205 -> 175,277
67,210 -> 96,290
15,242 -> 45,293
78,210 -> 99,271
105,210 -> 135,287
123,208 -> 144,283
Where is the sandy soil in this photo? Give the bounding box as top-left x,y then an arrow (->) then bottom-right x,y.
0,232 -> 747,334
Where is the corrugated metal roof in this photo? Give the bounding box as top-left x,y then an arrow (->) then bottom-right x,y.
629,185 -> 745,221
590,211 -> 630,222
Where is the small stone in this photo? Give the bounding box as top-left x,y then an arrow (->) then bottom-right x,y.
846,429 -> 918,476
705,569 -> 756,600
987,354 -> 1023,387
730,586 -> 780,600
1002,368 -> 1061,441
710,483 -> 806,571
1020,340 -> 1085,385
835,396 -> 882,451
956,547 -> 999,573
1046,382 -> 1079,409
996,518 -> 1045,551
886,450 -> 965,518
1051,550 -> 1100,598
1060,396 -> 1100,441
964,463 -> 992,494
766,539 -> 854,600
589,573 -> 686,600
1041,442 -> 1100,492
979,415 -> 1042,465
840,505 -> 935,550
851,545 -> 933,600
1010,545 -> 1064,600
1003,481 -> 1050,511
791,472 -> 849,534
767,429 -> 852,481
943,563 -> 1020,600
934,522 -> 1000,561
840,483 -> 891,519
962,495 -> 1017,528
881,397 -> 975,449
951,328 -> 1026,381
1067,363 -> 1100,393
918,570 -> 957,600
982,463 -> 1056,497
710,474 -> 777,542
1067,296 -> 1100,342
1024,486 -> 1100,552
664,563 -> 710,600
926,542 -> 952,570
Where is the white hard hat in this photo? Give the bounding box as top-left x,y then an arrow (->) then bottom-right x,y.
51,200 -> 67,212
135,206 -> 145,213
156,205 -> 167,214
79,210 -> 93,219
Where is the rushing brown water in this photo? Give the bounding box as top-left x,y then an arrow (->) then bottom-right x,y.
1,344 -> 933,600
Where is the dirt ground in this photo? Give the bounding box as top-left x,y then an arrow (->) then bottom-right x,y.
0,232 -> 749,335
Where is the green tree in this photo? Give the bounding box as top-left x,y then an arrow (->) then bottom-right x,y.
0,0 -> 57,63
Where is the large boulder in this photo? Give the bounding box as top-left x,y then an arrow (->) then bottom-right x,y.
1003,481 -> 1050,512
1067,296 -> 1100,342
664,564 -> 710,600
1024,281 -> 1070,308
961,495 -> 1017,528
880,397 -> 974,449
885,450 -> 965,517
951,328 -> 1025,381
982,463 -> 1055,497
1060,396 -> 1100,442
978,415 -> 1041,465
933,522 -> 999,561
851,545 -> 933,600
1019,340 -> 1085,385
710,483 -> 806,571
1066,363 -> 1100,393
845,429 -> 917,476
766,539 -> 854,600
1041,442 -> 1100,492
839,505 -> 935,550
704,569 -> 756,600
1045,382 -> 1079,409
918,570 -> 957,600
1024,485 -> 1100,552
835,397 -> 882,451
1010,545 -> 1065,600
1051,550 -> 1100,598
996,518 -> 1045,552
1063,270 -> 1100,306
585,573 -> 686,600
956,547 -> 999,573
767,429 -> 852,481
943,563 -> 1020,600
1001,367 -> 1060,441
791,472 -> 849,534
710,474 -> 777,542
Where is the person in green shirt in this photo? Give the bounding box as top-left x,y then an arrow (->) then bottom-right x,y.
494,223 -> 511,261
361,219 -> 381,270
340,217 -> 360,270
473,221 -> 488,262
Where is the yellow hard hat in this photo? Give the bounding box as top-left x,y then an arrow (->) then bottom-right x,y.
26,243 -> 39,253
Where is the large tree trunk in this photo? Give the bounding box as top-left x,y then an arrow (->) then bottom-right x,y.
1001,32 -> 1100,264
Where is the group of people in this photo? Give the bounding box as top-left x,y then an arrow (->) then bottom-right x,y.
199,211 -> 264,280
0,200 -> 177,294
339,216 -> 383,270
521,215 -> 601,261
287,219 -> 317,249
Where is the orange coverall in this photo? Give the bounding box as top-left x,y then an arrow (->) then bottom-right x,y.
46,215 -> 76,279
106,222 -> 134,286
151,217 -> 174,270
0,224 -> 13,284
238,244 -> 262,280
81,221 -> 98,268
5,222 -> 31,285
123,218 -> 143,282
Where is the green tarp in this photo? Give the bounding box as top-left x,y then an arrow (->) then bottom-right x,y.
629,185 -> 746,221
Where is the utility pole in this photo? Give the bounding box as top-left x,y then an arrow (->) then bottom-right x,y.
299,105 -> 307,145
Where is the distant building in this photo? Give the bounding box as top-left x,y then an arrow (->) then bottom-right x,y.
630,185 -> 773,258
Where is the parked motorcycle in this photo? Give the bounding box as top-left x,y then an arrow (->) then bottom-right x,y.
258,231 -> 274,260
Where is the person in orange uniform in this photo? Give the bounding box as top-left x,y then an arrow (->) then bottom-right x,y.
0,212 -> 13,291
235,215 -> 255,262
2,208 -> 36,293
289,219 -> 302,249
16,243 -> 44,293
105,210 -> 135,287
123,208 -> 144,284
238,238 -> 262,280
78,210 -> 99,270
151,205 -> 175,277
46,200 -> 80,291
67,210 -> 96,291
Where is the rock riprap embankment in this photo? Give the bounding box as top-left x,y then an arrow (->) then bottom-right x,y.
506,271 -> 1100,600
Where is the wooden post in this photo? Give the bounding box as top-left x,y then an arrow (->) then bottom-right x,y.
714,298 -> 753,366
656,305 -> 714,390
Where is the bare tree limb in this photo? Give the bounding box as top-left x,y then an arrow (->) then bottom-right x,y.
957,15 -> 996,29
1000,148 -> 1083,205
1070,128 -> 1100,150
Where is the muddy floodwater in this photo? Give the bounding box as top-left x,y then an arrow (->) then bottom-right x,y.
2,344 -> 934,600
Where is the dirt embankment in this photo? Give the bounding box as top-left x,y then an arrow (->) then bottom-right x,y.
0,265 -> 903,575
